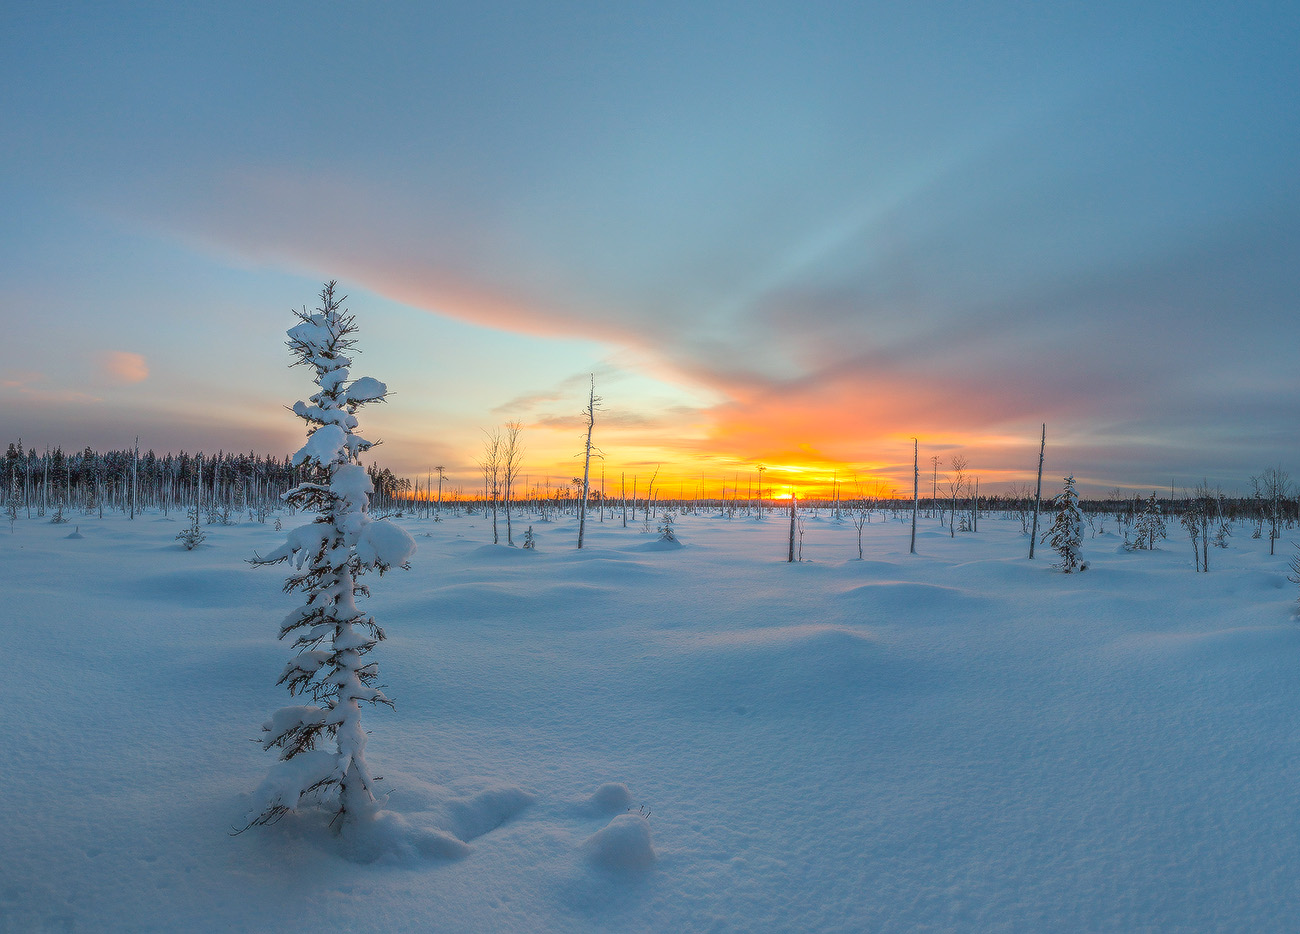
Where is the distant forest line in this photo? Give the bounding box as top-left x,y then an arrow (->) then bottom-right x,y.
3,441 -> 1295,529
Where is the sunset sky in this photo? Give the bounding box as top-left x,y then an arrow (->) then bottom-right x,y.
4,2 -> 1297,498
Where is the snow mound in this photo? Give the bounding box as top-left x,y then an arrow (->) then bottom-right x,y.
583,813 -> 656,870
440,783 -> 535,842
658,624 -> 911,713
584,782 -> 633,814
1239,570 -> 1288,592
65,528 -> 84,539
467,543 -> 536,561
339,810 -> 471,865
837,580 -> 983,620
633,538 -> 684,551
1110,625 -> 1294,663
133,569 -> 263,608
689,622 -> 877,651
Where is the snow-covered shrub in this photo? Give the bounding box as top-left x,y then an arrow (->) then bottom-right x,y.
1044,476 -> 1083,573
523,525 -> 536,549
1180,508 -> 1205,571
1126,494 -> 1167,551
1213,494 -> 1231,549
1289,543 -> 1300,608
244,282 -> 416,830
176,506 -> 205,550
7,471 -> 20,533
657,513 -> 677,543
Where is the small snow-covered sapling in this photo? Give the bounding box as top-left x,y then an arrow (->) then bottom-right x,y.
242,282 -> 416,832
176,505 -> 205,550
1044,476 -> 1084,573
657,513 -> 677,543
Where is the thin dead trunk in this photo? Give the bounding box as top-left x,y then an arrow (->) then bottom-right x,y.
1029,424 -> 1045,559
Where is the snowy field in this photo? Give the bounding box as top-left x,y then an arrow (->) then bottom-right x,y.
4,508 -> 1300,933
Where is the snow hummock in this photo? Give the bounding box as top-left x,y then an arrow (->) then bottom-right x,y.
584,782 -> 634,813
582,813 -> 656,870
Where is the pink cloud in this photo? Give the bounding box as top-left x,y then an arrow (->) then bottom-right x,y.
101,351 -> 149,384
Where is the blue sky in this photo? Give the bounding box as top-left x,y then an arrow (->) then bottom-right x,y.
3,1 -> 1297,494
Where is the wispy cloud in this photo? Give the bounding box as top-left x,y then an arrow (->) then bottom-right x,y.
0,371 -> 102,405
100,351 -> 149,384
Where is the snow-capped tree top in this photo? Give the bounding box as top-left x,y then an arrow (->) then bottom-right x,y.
286,315 -> 335,352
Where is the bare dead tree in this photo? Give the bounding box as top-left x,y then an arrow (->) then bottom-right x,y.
1029,424 -> 1045,559
644,466 -> 659,524
577,375 -> 601,549
947,455 -> 967,537
910,439 -> 919,555
1255,466 -> 1291,556
930,455 -> 939,519
501,421 -> 524,546
479,428 -> 501,545
787,493 -> 797,563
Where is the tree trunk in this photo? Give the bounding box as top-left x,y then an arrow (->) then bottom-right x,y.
1029,424 -> 1045,559
910,439 -> 918,555
787,494 -> 797,563
577,375 -> 596,549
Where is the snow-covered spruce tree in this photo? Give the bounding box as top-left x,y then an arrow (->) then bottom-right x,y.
1044,475 -> 1084,573
244,282 -> 416,830
1288,543 -> 1300,609
1127,493 -> 1167,551
6,470 -> 18,532
176,503 -> 205,550
657,512 -> 677,543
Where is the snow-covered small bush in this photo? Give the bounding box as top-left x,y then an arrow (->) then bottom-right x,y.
1180,508 -> 1205,571
1126,494 -> 1167,551
657,513 -> 677,543
523,525 -> 536,549
244,282 -> 416,831
8,472 -> 20,533
176,506 -> 205,550
1044,476 -> 1083,573
1213,495 -> 1231,549
1288,543 -> 1300,608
